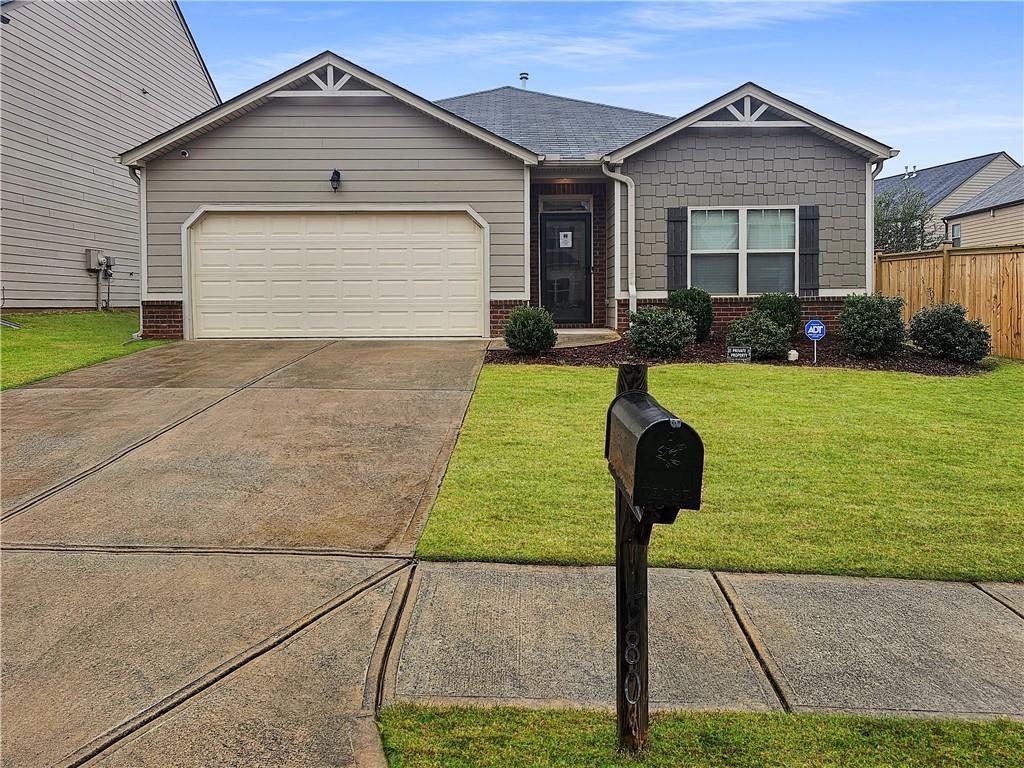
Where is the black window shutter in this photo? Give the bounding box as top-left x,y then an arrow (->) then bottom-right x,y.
667,207 -> 687,291
798,205 -> 819,296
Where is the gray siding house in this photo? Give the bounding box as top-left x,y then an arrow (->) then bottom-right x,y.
120,51 -> 896,339
0,0 -> 219,309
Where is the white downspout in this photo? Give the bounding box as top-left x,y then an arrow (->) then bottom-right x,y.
867,157 -> 888,294
129,166 -> 145,339
601,162 -> 636,316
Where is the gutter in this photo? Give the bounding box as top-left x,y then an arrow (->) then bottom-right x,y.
601,162 -> 636,316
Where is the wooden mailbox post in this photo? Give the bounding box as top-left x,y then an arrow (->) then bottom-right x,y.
606,363 -> 704,752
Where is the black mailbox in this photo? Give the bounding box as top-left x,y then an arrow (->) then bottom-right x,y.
605,390 -> 704,520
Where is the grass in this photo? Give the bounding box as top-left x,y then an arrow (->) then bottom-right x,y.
417,361 -> 1024,582
379,705 -> 1024,768
1,311 -> 167,390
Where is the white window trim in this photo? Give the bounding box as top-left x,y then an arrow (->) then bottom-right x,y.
687,205 -> 799,296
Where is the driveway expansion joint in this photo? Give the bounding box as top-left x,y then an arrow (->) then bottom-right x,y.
974,582 -> 1024,621
1,341 -> 335,522
57,557 -> 410,768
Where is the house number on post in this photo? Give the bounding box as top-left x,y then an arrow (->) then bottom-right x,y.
605,363 -> 705,752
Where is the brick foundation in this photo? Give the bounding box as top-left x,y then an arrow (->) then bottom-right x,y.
489,299 -> 530,337
142,300 -> 184,339
615,296 -> 846,334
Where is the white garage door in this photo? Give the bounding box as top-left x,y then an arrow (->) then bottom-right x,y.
190,211 -> 485,338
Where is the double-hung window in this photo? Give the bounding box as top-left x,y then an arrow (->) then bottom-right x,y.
689,207 -> 798,295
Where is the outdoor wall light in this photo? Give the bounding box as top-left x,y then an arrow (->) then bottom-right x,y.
330,169 -> 341,192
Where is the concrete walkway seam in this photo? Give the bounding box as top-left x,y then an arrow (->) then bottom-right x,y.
712,571 -> 794,712
1,341 -> 337,523
58,558 -> 410,768
973,582 -> 1024,622
377,562 -> 426,710
365,562 -> 418,713
0,542 -> 409,560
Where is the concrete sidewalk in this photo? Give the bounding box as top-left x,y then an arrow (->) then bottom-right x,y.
385,561 -> 1024,721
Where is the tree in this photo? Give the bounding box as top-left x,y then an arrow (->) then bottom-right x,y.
874,185 -> 942,253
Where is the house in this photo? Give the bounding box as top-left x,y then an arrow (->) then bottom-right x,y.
943,166 -> 1024,247
0,0 -> 219,310
119,51 -> 897,340
874,152 -> 1020,240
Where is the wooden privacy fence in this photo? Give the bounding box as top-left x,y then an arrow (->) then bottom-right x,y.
875,243 -> 1024,359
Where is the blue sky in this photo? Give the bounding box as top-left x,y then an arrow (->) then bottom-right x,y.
181,1 -> 1023,172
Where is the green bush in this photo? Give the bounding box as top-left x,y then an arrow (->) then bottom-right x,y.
503,305 -> 557,355
752,292 -> 802,334
837,294 -> 906,358
908,303 -> 991,363
726,310 -> 790,360
626,308 -> 696,358
667,287 -> 714,342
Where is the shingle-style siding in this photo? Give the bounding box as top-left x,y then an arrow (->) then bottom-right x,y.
615,128 -> 868,293
931,154 -> 1020,228
144,97 -> 527,294
0,0 -> 218,308
950,204 -> 1024,247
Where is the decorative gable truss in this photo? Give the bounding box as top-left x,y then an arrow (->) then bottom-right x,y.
269,63 -> 388,98
692,95 -> 808,128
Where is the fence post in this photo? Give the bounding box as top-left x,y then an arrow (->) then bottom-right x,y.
941,240 -> 953,304
873,250 -> 883,293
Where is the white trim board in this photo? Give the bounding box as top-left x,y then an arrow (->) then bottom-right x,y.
605,82 -> 896,163
121,51 -> 539,167
178,204 -> 492,340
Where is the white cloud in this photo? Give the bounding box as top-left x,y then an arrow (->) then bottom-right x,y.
210,48 -> 321,97
624,1 -> 852,31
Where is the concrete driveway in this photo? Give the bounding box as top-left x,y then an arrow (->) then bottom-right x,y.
0,339 -> 484,767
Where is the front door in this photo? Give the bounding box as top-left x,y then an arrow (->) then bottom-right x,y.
540,213 -> 591,324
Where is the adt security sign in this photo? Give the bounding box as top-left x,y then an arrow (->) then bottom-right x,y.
804,319 -> 826,364
804,320 -> 826,341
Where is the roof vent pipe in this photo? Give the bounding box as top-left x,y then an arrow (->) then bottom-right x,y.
519,72 -> 529,88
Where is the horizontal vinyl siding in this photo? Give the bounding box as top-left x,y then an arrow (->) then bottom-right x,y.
0,0 -> 217,308
931,154 -> 1020,228
144,97 -> 527,294
619,128 -> 867,293
954,205 -> 1024,247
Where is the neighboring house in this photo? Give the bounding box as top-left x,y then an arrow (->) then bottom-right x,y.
943,166 -> 1024,247
874,152 -> 1020,240
0,0 -> 219,310
119,51 -> 897,340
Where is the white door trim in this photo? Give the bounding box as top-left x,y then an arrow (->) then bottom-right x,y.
180,203 -> 491,340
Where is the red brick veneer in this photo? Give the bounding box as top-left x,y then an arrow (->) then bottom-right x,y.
141,300 -> 184,339
615,297 -> 846,334
489,299 -> 530,337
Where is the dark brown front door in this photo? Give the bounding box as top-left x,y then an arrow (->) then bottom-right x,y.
541,213 -> 591,324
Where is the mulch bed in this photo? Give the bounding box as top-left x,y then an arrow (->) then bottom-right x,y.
486,334 -> 983,376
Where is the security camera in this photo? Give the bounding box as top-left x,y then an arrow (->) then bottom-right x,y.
179,149 -> 190,158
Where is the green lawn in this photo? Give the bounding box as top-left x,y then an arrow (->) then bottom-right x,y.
417,361 -> 1024,582
1,311 -> 167,390
380,705 -> 1024,768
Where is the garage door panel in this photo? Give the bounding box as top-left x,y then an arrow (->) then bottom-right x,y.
191,211 -> 484,338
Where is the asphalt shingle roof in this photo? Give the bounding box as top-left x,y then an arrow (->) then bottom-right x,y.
874,152 -> 1009,209
435,86 -> 674,160
946,165 -> 1024,219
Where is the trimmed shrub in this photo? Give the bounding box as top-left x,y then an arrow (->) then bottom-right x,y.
667,287 -> 714,342
752,292 -> 802,334
503,305 -> 557,355
838,294 -> 906,358
626,308 -> 696,358
908,303 -> 991,363
726,310 -> 789,360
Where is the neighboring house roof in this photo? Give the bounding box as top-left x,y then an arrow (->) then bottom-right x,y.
605,82 -> 896,163
945,165 -> 1024,219
121,51 -> 539,166
875,152 -> 1018,209
435,87 -> 673,160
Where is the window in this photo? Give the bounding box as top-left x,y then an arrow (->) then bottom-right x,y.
689,207 -> 798,295
951,223 -> 961,248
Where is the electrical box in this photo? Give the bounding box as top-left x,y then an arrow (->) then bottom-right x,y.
85,248 -> 105,271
